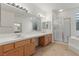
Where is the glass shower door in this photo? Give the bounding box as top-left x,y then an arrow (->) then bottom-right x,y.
53,20 -> 63,42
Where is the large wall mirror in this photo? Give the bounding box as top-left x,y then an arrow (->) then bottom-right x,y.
0,4 -> 14,27
31,17 -> 41,31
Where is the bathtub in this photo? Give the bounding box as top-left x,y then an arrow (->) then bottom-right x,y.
69,36 -> 79,55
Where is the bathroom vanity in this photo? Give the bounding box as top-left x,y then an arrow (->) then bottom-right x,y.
0,32 -> 54,56
0,4 -> 53,56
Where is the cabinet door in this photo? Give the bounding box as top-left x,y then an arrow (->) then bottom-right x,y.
24,46 -> 30,56
24,39 -> 36,56
30,39 -> 36,55
29,43 -> 36,55
39,36 -> 44,46
24,39 -> 30,56
3,43 -> 14,52
30,38 -> 36,47
3,49 -> 18,56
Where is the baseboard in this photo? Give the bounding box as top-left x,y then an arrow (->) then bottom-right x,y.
55,40 -> 68,45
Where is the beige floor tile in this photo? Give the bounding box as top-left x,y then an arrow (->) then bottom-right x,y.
33,43 -> 79,56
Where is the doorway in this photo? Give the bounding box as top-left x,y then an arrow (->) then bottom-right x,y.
53,17 -> 71,43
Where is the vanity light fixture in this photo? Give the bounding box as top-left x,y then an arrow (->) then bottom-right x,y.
7,3 -> 28,12
37,13 -> 45,18
28,11 -> 33,14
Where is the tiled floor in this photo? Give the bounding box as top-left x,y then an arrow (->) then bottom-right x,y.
33,43 -> 79,56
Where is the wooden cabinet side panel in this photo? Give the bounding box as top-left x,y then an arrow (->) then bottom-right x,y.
29,43 -> 36,55
39,36 -> 45,46
0,46 -> 3,56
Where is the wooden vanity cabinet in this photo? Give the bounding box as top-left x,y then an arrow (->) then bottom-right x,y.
0,34 -> 52,56
39,34 -> 53,46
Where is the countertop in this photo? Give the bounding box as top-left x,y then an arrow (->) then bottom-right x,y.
0,31 -> 52,45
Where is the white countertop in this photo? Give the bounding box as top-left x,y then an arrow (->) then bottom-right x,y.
0,31 -> 52,45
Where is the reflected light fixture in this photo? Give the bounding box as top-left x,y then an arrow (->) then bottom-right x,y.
58,9 -> 64,12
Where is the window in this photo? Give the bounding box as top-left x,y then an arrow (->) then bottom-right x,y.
75,12 -> 79,31
76,20 -> 79,30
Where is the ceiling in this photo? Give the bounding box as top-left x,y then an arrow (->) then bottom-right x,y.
16,3 -> 79,16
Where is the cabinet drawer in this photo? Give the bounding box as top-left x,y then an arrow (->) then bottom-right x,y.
15,40 -> 26,48
25,39 -> 30,45
30,38 -> 36,43
31,38 -> 35,42
3,49 -> 18,56
3,43 -> 14,52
